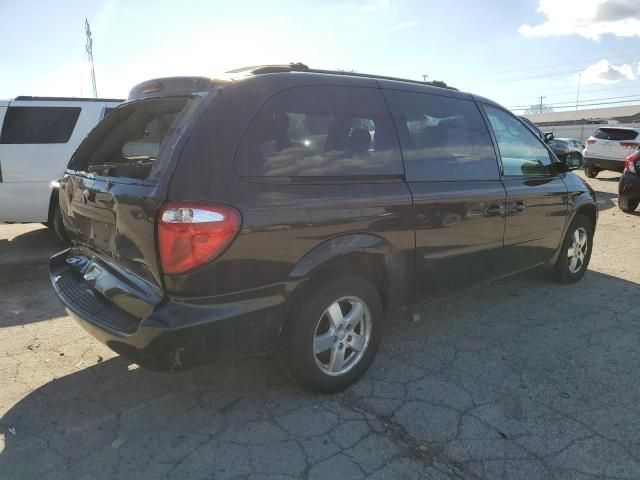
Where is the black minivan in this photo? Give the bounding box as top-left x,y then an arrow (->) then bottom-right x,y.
49,65 -> 597,392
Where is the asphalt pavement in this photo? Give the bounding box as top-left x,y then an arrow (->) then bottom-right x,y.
1,171 -> 639,479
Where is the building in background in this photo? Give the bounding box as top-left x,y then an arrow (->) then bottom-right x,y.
521,105 -> 640,143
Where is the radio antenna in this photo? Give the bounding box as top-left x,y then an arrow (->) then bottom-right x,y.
85,18 -> 97,98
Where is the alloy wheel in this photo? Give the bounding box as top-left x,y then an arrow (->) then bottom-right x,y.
567,226 -> 588,274
313,296 -> 371,376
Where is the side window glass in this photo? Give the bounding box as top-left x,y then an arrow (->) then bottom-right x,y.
593,129 -> 609,140
0,106 -> 81,144
483,106 -> 553,176
384,90 -> 499,181
606,129 -> 638,141
235,86 -> 403,177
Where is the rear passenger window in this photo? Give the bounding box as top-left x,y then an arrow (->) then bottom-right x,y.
235,86 -> 403,178
0,106 -> 81,144
593,129 -> 609,140
383,90 -> 499,181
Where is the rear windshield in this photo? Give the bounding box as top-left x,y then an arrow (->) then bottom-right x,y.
69,97 -> 195,182
593,128 -> 638,141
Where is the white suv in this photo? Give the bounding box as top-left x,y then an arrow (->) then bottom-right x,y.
0,96 -> 122,239
583,127 -> 640,178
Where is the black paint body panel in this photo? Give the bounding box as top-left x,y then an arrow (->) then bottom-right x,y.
50,71 -> 597,368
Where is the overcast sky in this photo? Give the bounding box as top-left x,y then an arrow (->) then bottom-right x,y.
2,0 -> 640,112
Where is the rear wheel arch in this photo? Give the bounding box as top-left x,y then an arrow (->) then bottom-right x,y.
287,234 -> 409,315
294,251 -> 390,311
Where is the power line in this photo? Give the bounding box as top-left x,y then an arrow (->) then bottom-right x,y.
507,93 -> 640,109
469,65 -> 633,85
496,82 -> 640,101
510,98 -> 640,111
534,83 -> 640,98
452,51 -> 640,79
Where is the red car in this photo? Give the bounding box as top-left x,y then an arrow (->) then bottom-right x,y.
619,151 -> 640,212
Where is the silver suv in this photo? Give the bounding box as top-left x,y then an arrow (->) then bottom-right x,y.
583,127 -> 640,178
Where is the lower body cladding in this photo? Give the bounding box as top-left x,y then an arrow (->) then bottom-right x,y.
584,157 -> 625,172
49,250 -> 293,370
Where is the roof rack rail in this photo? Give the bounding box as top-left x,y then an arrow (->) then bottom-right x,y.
14,96 -> 124,102
227,63 -> 456,90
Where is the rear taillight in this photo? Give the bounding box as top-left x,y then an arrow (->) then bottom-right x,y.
141,80 -> 163,94
158,203 -> 241,274
624,153 -> 638,174
621,142 -> 640,149
586,139 -> 596,145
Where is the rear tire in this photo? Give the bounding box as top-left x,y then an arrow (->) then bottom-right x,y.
281,275 -> 383,393
619,197 -> 639,213
584,165 -> 599,178
51,205 -> 69,244
552,214 -> 594,284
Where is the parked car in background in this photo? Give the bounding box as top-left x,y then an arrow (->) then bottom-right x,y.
550,137 -> 584,167
558,138 -> 585,151
518,117 -> 582,167
619,150 -> 640,212
583,127 -> 640,178
0,96 -> 122,240
49,66 -> 597,393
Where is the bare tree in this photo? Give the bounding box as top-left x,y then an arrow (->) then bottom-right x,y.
524,104 -> 554,115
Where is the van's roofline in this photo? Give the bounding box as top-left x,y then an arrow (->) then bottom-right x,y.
12,96 -> 124,102
226,63 -> 458,91
125,64 -> 506,111
127,63 -> 459,102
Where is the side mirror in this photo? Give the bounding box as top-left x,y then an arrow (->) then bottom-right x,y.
552,160 -> 574,174
544,131 -> 554,142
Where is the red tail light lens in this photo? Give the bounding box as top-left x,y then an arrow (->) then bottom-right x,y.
158,203 -> 241,274
621,142 -> 640,149
586,139 -> 596,145
624,153 -> 638,174
141,80 -> 163,94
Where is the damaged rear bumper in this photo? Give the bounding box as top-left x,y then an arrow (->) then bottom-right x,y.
49,249 -> 294,369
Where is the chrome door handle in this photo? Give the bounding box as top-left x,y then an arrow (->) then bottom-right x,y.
508,200 -> 527,214
485,203 -> 505,216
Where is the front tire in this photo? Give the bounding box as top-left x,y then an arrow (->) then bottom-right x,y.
619,197 -> 639,213
282,275 -> 383,393
553,214 -> 594,284
584,165 -> 599,178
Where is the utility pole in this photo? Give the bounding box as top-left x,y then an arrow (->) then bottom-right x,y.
538,95 -> 546,114
422,74 -> 428,82
85,18 -> 97,98
573,72 -> 582,126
